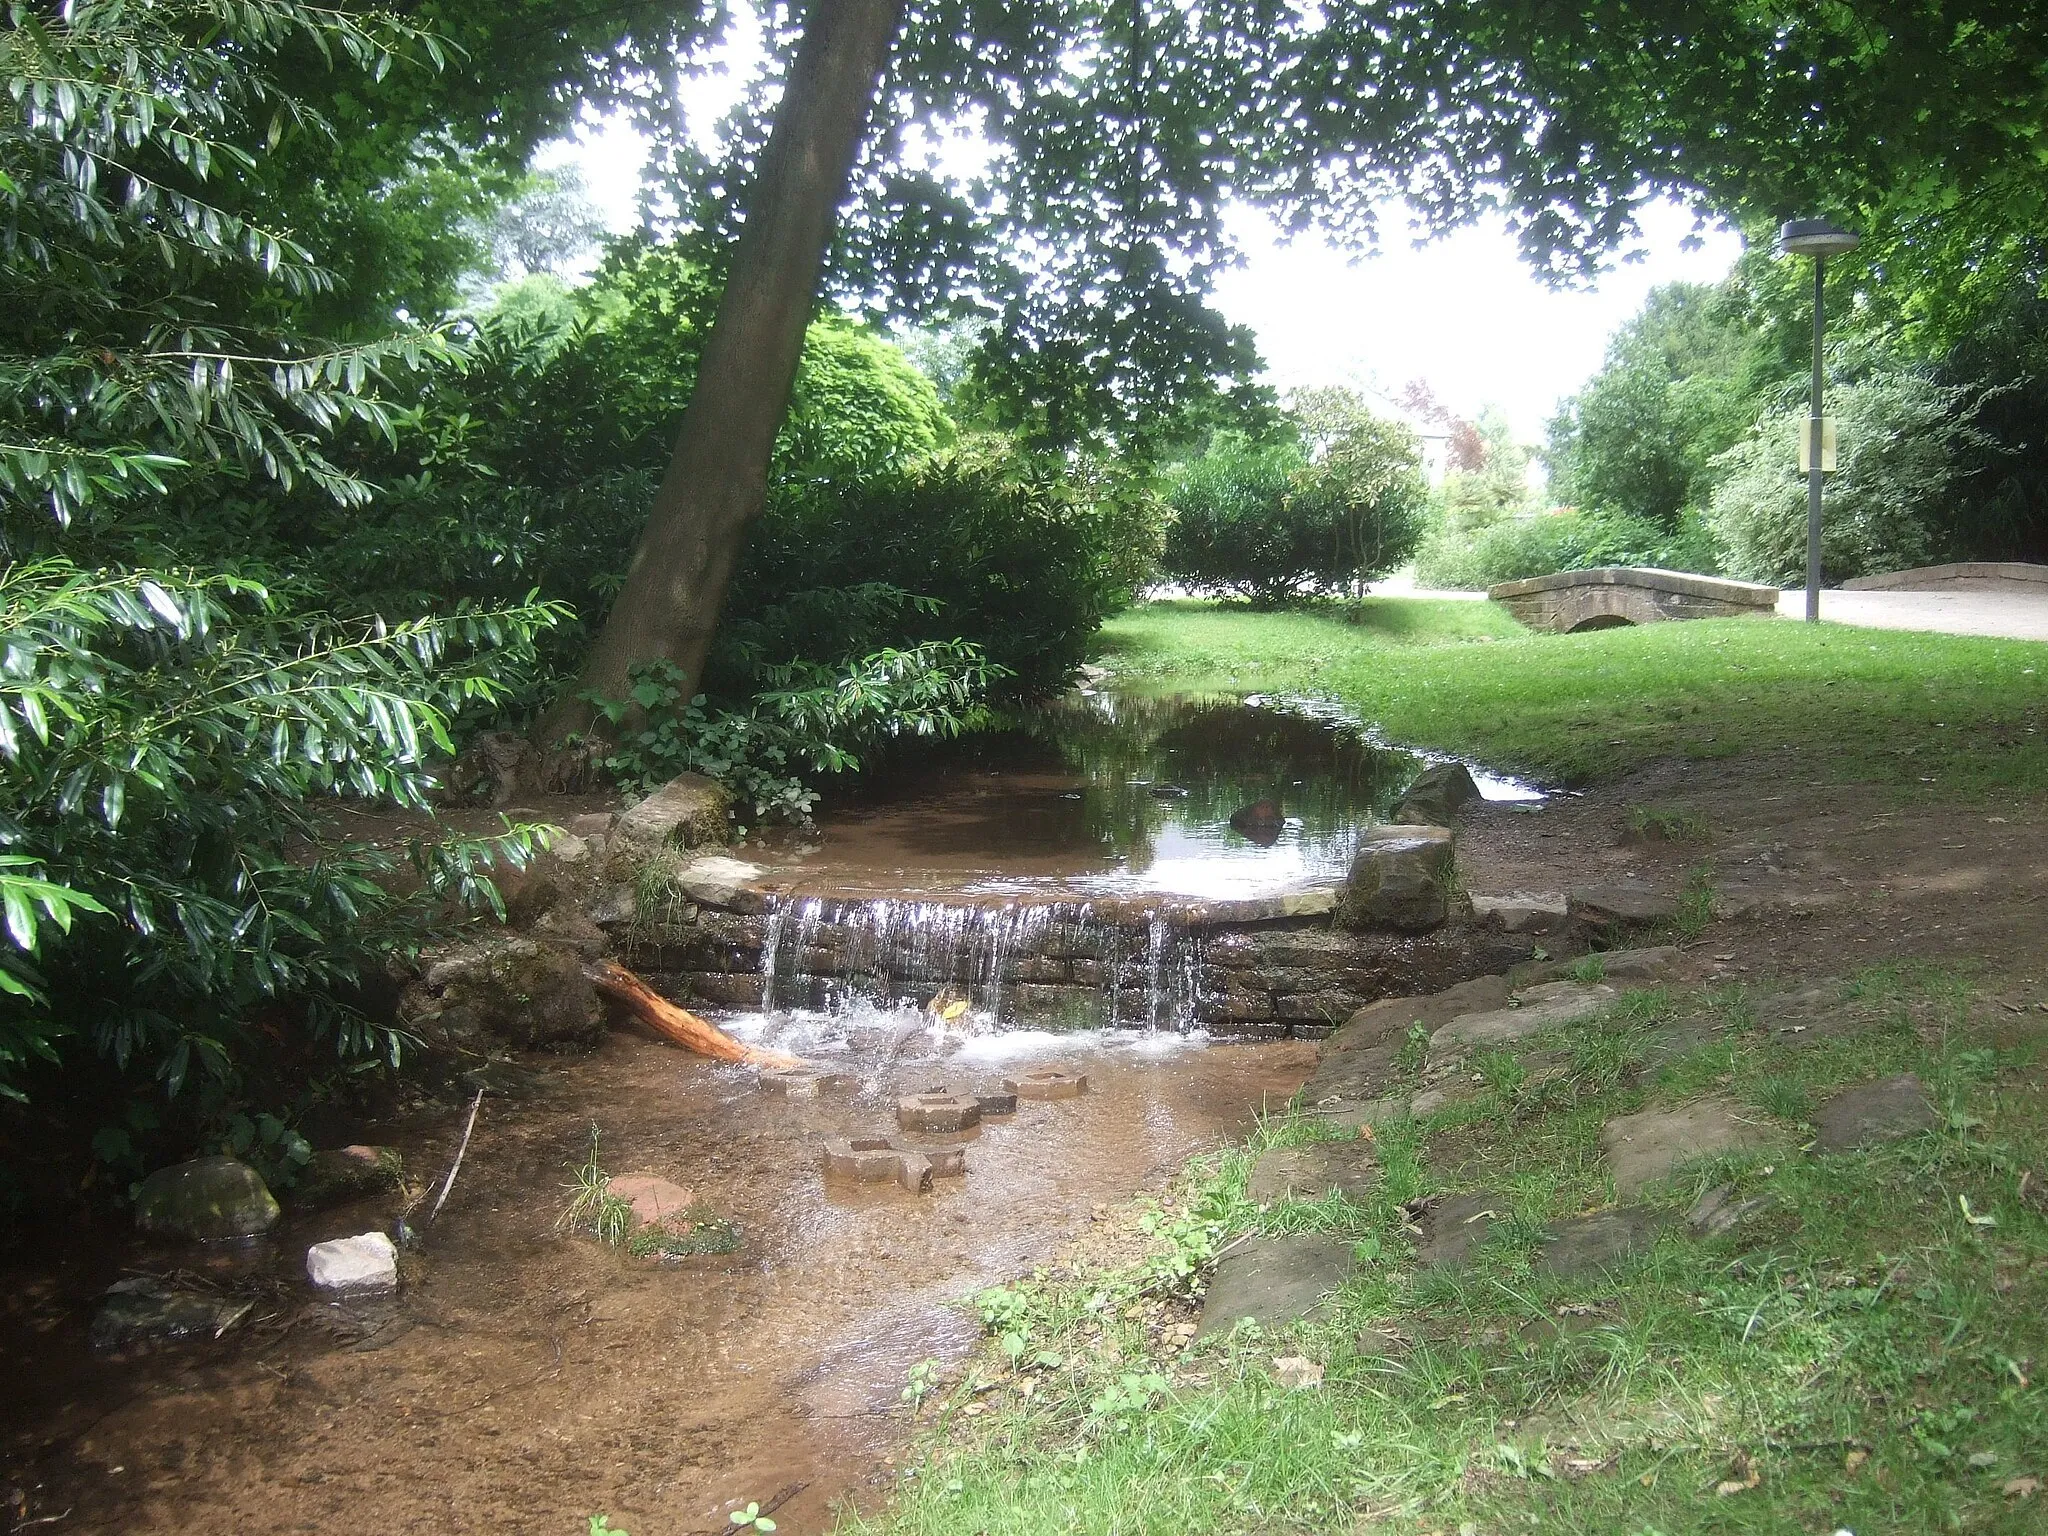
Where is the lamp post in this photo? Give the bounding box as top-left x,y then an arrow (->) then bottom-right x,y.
1776,218 -> 1861,622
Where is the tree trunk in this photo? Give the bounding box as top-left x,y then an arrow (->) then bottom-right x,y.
535,0 -> 907,747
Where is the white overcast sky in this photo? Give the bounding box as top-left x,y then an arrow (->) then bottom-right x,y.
545,101 -> 1746,446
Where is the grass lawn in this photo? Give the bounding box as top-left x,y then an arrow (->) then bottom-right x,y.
1095,600 -> 2048,795
848,968 -> 2048,1535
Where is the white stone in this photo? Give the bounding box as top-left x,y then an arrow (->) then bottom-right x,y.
306,1231 -> 398,1292
675,855 -> 765,908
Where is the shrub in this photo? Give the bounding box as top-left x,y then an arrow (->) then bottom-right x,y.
0,563 -> 562,1100
1707,367 -> 1971,584
1161,398 -> 1428,605
1414,508 -> 1721,590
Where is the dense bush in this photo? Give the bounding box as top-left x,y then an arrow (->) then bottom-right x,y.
1414,509 -> 1721,590
0,564 -> 560,1102
1161,393 -> 1428,605
1707,367 -> 1973,584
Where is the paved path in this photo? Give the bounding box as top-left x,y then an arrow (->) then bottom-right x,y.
1774,587 -> 2048,643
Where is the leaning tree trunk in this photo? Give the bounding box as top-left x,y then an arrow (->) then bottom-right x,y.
534,0 -> 907,747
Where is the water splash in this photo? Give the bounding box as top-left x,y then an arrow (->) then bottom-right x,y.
751,894 -> 1204,1032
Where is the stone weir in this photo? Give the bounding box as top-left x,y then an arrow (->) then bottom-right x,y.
604,852 -> 1543,1039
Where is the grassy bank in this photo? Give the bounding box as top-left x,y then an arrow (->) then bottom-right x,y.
1096,600 -> 2048,794
849,968 -> 2048,1535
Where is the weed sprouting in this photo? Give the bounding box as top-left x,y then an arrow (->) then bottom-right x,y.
1626,803 -> 1710,843
1396,1021 -> 1430,1076
559,1126 -> 633,1245
1565,952 -> 1607,984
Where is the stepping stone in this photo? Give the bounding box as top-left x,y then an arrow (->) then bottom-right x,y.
1247,1143 -> 1378,1206
1197,1234 -> 1358,1337
1535,1207 -> 1665,1278
605,1174 -> 697,1227
1600,1097 -> 1776,1197
1687,1183 -> 1776,1238
1430,982 -> 1617,1054
306,1231 -> 400,1293
1310,1093 -> 1411,1132
1296,1041 -> 1403,1109
1470,894 -> 1569,934
1328,975 -> 1512,1053
1414,1191 -> 1508,1268
1813,1074 -> 1937,1152
1568,883 -> 1680,935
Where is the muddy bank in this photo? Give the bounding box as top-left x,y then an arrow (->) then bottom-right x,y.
0,1023 -> 1314,1535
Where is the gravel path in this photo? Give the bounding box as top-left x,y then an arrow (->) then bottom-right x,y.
1774,586 -> 2048,642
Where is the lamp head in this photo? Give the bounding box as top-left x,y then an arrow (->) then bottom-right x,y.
1777,218 -> 1861,258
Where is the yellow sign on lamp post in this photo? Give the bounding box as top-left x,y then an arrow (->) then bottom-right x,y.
1796,417 -> 1838,474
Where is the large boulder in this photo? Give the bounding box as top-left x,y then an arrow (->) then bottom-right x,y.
405,936 -> 604,1052
609,773 -> 731,865
1392,762 -> 1481,825
1335,825 -> 1455,932
134,1156 -> 280,1242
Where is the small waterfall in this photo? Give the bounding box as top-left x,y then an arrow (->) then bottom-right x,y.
750,893 -> 1203,1032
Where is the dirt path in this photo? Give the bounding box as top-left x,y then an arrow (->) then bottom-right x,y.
1773,586 -> 2048,642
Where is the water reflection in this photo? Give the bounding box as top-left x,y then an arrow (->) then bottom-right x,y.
798,691 -> 1538,900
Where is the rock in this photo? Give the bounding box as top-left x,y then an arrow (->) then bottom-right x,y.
291,1146 -> 404,1211
532,905 -> 611,957
1429,982 -> 1616,1054
587,883 -> 638,927
604,1174 -> 696,1227
1470,893 -> 1569,933
1336,825 -> 1456,932
1391,761 -> 1481,824
90,1278 -> 252,1351
1227,799 -> 1285,846
134,1156 -> 280,1242
609,772 -> 731,859
410,936 -> 603,1052
664,855 -> 766,913
1413,1191 -> 1507,1268
1535,1207 -> 1664,1278
1599,1097 -> 1777,1197
1310,1093 -> 1412,1132
1567,882 -> 1680,935
567,812 -> 615,839
447,730 -> 537,806
1197,1234 -> 1358,1337
1687,1182 -> 1776,1238
1327,975 -> 1512,1053
1813,1074 -> 1937,1152
1247,1143 -> 1378,1205
306,1231 -> 399,1292
1508,945 -> 1695,989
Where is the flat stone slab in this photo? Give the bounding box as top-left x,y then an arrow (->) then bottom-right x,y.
90,1279 -> 252,1351
1197,1234 -> 1358,1337
1813,1074 -> 1937,1152
1535,1207 -> 1665,1278
1430,982 -> 1617,1054
1414,1191 -> 1508,1268
306,1231 -> 399,1292
1568,883 -> 1681,933
1247,1143 -> 1378,1206
1470,894 -> 1569,934
1600,1097 -> 1777,1197
1687,1182 -> 1776,1238
1328,975 -> 1512,1053
605,1174 -> 696,1227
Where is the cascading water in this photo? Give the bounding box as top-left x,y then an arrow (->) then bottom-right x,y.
753,892 -> 1206,1032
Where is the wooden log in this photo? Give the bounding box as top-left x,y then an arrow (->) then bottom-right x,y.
584,959 -> 806,1070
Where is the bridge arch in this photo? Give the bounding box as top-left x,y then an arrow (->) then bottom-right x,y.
1489,567 -> 1780,635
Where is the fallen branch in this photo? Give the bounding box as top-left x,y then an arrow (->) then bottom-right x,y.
426,1086 -> 486,1228
585,958 -> 805,1070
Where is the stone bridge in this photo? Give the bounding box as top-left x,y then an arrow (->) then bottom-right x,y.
1488,567 -> 1781,634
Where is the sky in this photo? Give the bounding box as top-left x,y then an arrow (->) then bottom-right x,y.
545,109 -> 1746,448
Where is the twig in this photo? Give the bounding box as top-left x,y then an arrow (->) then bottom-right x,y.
718,1482 -> 806,1534
427,1087 -> 485,1227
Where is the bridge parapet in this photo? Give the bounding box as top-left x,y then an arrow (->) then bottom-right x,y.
1489,567 -> 1780,634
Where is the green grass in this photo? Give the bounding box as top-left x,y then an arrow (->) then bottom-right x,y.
847,970 -> 2048,1535
1096,600 -> 2048,794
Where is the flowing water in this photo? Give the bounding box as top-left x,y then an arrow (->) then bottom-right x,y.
0,691 -> 1539,1534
